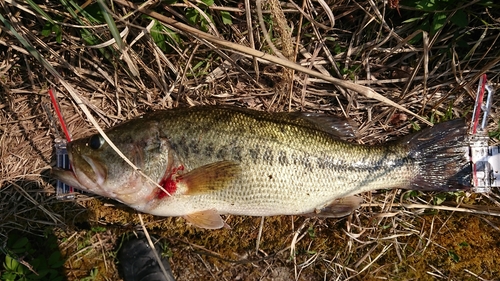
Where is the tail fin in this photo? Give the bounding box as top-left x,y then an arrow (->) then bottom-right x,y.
404,119 -> 471,191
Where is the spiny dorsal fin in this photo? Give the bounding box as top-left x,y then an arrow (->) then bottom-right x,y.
216,106 -> 358,139
180,161 -> 241,195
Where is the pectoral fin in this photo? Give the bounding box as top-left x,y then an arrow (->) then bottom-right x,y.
180,161 -> 241,195
307,196 -> 363,218
183,209 -> 227,229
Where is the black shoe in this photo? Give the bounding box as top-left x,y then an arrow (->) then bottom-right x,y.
118,232 -> 175,281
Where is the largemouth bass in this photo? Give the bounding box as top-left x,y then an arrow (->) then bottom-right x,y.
52,106 -> 471,229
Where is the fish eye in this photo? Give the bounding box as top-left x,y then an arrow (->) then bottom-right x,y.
88,134 -> 105,150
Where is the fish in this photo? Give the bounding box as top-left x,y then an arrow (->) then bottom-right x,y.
52,106 -> 471,229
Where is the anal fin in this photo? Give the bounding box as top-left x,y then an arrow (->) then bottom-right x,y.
183,209 -> 228,229
307,196 -> 363,218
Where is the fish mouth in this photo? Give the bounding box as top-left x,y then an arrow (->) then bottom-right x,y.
51,167 -> 83,190
79,154 -> 107,185
51,143 -> 107,192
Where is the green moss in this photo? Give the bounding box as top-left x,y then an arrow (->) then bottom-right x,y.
42,195 -> 500,280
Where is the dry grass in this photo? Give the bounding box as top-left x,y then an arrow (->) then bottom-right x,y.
1,0 -> 500,280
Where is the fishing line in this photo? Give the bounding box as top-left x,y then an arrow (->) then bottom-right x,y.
48,88 -> 72,142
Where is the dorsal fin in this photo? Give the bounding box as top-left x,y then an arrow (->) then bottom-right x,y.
214,106 -> 358,139
277,112 -> 358,139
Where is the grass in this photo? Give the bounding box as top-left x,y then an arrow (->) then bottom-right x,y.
1,0 -> 500,280
1,231 -> 65,281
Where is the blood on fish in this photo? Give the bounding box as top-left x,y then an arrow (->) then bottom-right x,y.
156,165 -> 185,199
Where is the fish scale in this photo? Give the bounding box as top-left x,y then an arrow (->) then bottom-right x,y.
52,106 -> 471,229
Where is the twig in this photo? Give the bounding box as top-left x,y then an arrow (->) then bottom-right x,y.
363,202 -> 500,217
